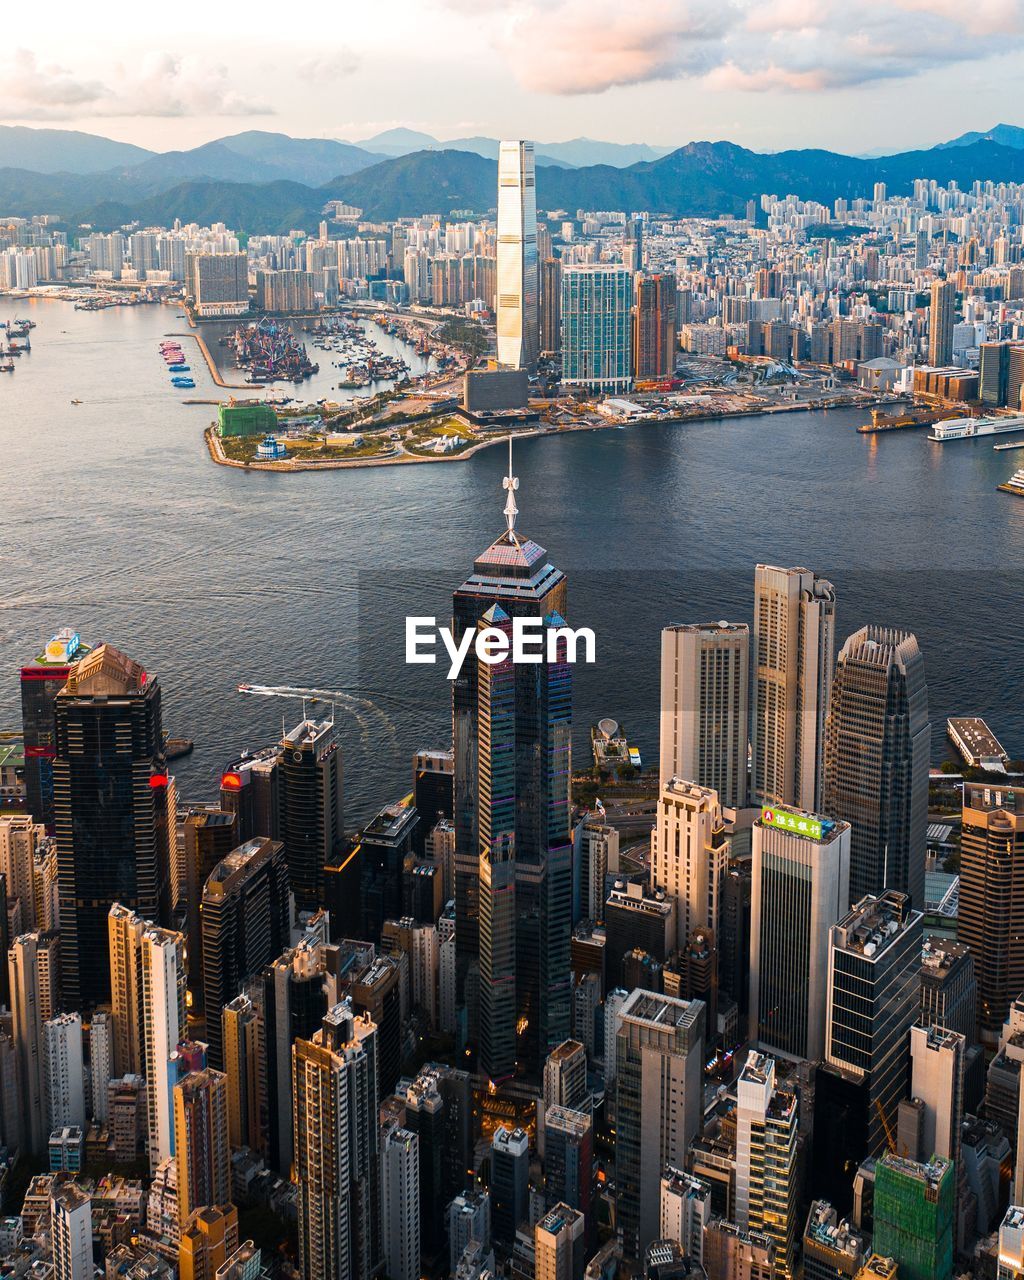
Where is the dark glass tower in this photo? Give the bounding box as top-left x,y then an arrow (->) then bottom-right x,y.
278,717 -> 343,915
53,644 -> 170,1011
452,444 -> 572,1083
20,629 -> 91,830
824,626 -> 930,909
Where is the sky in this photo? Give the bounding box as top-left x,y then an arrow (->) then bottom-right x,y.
3,0 -> 1024,155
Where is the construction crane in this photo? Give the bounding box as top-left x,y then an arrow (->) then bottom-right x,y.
875,1098 -> 897,1154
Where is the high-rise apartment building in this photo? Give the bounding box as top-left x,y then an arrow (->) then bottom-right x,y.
614,990 -> 705,1260
543,1039 -> 588,1112
959,783 -> 1024,1045
200,837 -> 290,1070
44,1012 -> 85,1131
191,253 -> 249,318
928,279 -> 956,366
292,1003 -> 379,1280
541,258 -> 562,355
380,1121 -> 420,1280
496,140 -> 539,370
54,645 -> 171,1010
659,622 -> 749,804
659,1169 -> 711,1265
0,813 -> 46,929
998,1206 -> 1024,1280
278,717 -> 343,915
824,626 -> 930,909
535,1204 -> 585,1280
452,459 -> 572,1081
143,925 -> 188,1170
634,275 -> 677,380
735,1051 -> 800,1280
51,1184 -> 93,1280
179,1205 -> 239,1280
909,1024 -> 965,1165
750,806 -> 849,1060
221,993 -> 263,1153
8,928 -> 60,1152
751,565 -> 836,812
652,779 -> 729,953
561,265 -> 634,393
174,1069 -> 231,1224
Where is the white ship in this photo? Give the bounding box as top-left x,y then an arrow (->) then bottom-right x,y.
928,414 -> 1024,442
997,467 -> 1024,495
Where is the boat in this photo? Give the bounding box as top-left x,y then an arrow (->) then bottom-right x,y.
71,398 -> 82,404
993,441 -> 1024,451
997,467 -> 1024,496
168,364 -> 190,372
929,414 -> 1024,442
0,362 -> 14,373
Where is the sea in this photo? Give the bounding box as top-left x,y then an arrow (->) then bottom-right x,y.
2,296 -> 1023,820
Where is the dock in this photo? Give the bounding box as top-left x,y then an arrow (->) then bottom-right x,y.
997,480 -> 1024,495
947,717 -> 1010,770
857,405 -> 961,434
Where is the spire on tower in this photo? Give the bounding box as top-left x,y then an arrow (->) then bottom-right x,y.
502,435 -> 519,537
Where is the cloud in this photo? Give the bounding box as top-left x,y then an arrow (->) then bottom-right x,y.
298,51 -> 361,83
1,49 -> 270,120
473,0 -> 1024,96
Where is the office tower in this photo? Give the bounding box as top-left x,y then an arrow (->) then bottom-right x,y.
536,1204 -> 585,1280
703,1220 -> 775,1280
928,279 -> 956,366
872,1154 -> 953,1280
20,629 -> 90,829
623,217 -> 644,274
920,937 -> 976,1041
179,1206 -> 239,1280
360,801 -> 419,942
381,1122 -> 420,1280
659,623 -> 749,804
816,890 -> 922,1199
220,748 -> 280,846
541,258 -> 562,355
221,994 -> 263,1152
142,925 -> 187,1170
183,810 -> 237,1002
543,1039 -> 588,1111
54,645 -> 171,1010
452,456 -> 572,1081
825,626 -> 930,909
561,265 -> 634,393
735,1051 -> 800,1280
802,1202 -> 865,1280
496,140 -> 539,370
999,1206 -> 1024,1280
412,749 -> 453,827
909,1025 -> 965,1163
293,1004 -> 379,1280
344,951 -> 401,1097
749,807 -> 850,1060
980,341 -> 1014,406
51,1184 -> 93,1280
615,990 -> 705,1260
652,780 -> 728,951
0,813 -> 46,928
399,1064 -> 474,1263
634,275 -> 677,380
751,565 -> 836,811
88,1011 -> 112,1124
8,929 -> 60,1152
492,1125 -> 530,1246
659,1169 -> 711,1264
174,1069 -> 231,1223
201,838 -> 290,1071
278,716 -> 343,915
449,1190 -> 492,1272
1010,345 -> 1024,413
959,783 -> 1024,1045
544,1106 -> 595,1235
44,1012 -> 85,1131
604,882 -> 676,990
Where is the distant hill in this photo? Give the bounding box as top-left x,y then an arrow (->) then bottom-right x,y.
8,136 -> 1024,233
936,123 -> 1024,151
0,125 -> 153,174
352,129 -> 668,169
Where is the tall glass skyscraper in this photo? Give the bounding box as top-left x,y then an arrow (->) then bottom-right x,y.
561,265 -> 633,393
496,140 -> 539,371
452,446 -> 572,1082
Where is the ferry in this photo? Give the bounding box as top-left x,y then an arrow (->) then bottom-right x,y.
997,467 -> 1024,496
993,441 -> 1024,451
928,414 -> 1024,442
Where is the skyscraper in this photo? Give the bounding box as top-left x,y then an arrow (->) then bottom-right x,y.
8,928 -> 60,1152
928,279 -> 956,366
200,837 -> 290,1071
751,565 -> 836,812
659,622 -> 749,804
909,1024 -> 965,1165
221,993 -> 264,1153
44,1012 -> 85,1131
872,1154 -> 954,1280
652,779 -> 729,951
959,783 -> 1024,1045
292,1003 -> 379,1280
20,628 -> 90,830
749,806 -> 850,1061
623,217 -> 644,274
50,1184 -> 93,1280
491,1125 -> 530,1247
824,626 -> 930,908
735,1051 -> 800,1280
452,448 -> 572,1082
278,716 -> 343,915
540,258 -> 562,356
54,645 -> 171,1009
614,990 -> 705,1260
535,1204 -> 586,1280
634,274 -> 677,380
496,140 -> 539,371
561,265 -> 634,393
380,1121 -> 420,1280
174,1069 -> 231,1224
142,925 -> 188,1171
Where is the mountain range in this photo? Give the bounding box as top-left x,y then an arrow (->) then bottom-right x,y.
3,124 -> 1024,233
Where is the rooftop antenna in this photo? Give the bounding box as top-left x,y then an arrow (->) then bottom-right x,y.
502,434 -> 519,537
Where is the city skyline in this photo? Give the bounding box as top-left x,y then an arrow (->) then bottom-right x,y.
4,0 -> 1024,156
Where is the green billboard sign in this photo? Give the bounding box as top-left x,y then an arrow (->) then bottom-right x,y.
760,806 -> 823,841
